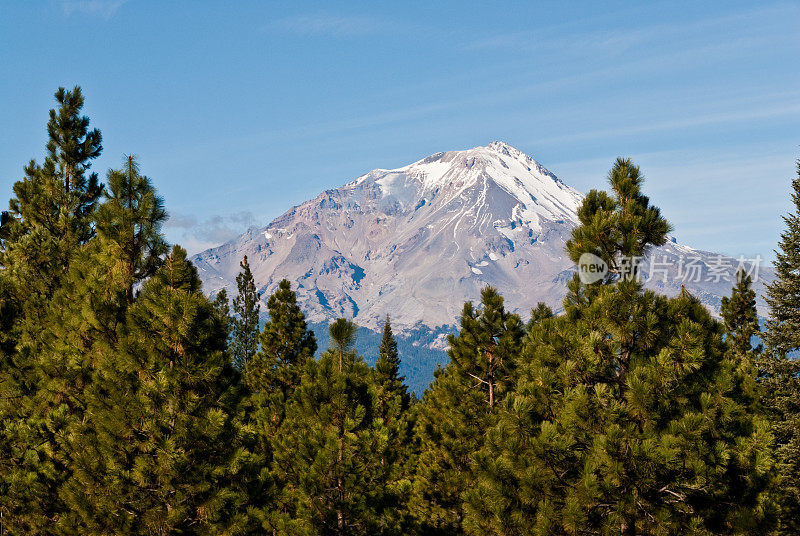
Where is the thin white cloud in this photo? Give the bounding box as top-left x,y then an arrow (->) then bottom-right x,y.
530,101 -> 800,146
60,0 -> 128,19
160,5 -> 797,164
267,13 -> 380,37
463,3 -> 797,55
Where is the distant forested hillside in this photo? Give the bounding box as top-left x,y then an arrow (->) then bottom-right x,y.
309,322 -> 451,395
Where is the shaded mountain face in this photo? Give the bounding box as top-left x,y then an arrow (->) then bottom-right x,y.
192,141 -> 771,347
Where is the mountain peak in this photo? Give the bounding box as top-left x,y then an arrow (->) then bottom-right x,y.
486,140 -> 522,154
191,142 -> 770,353
371,142 -> 582,227
416,140 -> 530,166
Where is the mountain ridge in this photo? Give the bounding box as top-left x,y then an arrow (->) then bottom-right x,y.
192,142 -> 772,347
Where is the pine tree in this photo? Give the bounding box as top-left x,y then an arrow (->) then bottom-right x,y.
43,157 -> 172,532
241,279 -> 317,531
330,317 -> 358,372
765,160 -> 800,355
410,287 -> 524,535
566,157 -> 671,281
46,87 -> 103,198
717,269 -> 764,416
0,86 -> 104,349
70,246 -> 243,534
93,155 -> 168,304
0,272 -> 22,532
272,319 -> 392,535
375,316 -> 411,413
1,86 -> 103,301
465,159 -> 778,536
527,301 -> 554,330
374,316 -> 413,534
212,288 -> 232,337
0,86 -> 104,533
245,278 -> 316,396
762,159 -> 800,534
232,255 -> 260,370
759,351 -> 800,535
721,269 -> 762,358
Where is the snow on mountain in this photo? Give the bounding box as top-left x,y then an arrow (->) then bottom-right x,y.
191,141 -> 772,346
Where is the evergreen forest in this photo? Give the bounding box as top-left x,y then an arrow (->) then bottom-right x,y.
1,87 -> 799,535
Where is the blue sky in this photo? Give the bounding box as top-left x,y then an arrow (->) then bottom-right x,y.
1,1 -> 798,258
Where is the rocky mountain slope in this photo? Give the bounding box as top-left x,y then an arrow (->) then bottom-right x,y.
192,142 -> 771,351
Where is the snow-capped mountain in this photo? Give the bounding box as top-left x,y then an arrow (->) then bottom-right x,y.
192,142 -> 771,347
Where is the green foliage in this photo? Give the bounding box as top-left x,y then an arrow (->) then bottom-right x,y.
1,86 -> 103,287
240,279 -> 318,532
0,86 -> 105,533
71,246 -> 244,534
410,287 -> 524,535
271,322 -> 393,535
377,317 -> 400,380
211,287 -> 232,338
762,160 -> 800,534
465,162 -> 777,536
1,94 -> 797,536
527,301 -> 554,330
566,157 -> 671,281
721,269 -> 762,358
36,157 -> 170,532
246,278 -> 317,395
94,155 -> 168,304
330,318 -> 358,369
310,321 -> 448,395
374,316 -> 414,533
46,87 -> 103,196
467,283 -> 778,535
758,352 -> 800,534
232,255 -> 261,369
765,161 -> 800,356
375,316 -> 411,414
447,286 -> 525,409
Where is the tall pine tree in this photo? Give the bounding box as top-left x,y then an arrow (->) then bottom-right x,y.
73,246 -> 244,534
1,86 -> 103,305
717,269 -> 764,415
246,278 -> 316,396
239,278 -> 317,532
232,255 -> 260,370
375,316 -> 411,414
374,316 -> 414,534
46,156 -> 169,533
93,155 -> 168,304
762,159 -> 800,534
271,319 -> 393,535
722,269 -> 762,358
566,157 -> 671,282
765,160 -> 800,354
0,86 -> 104,533
410,287 -> 524,535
